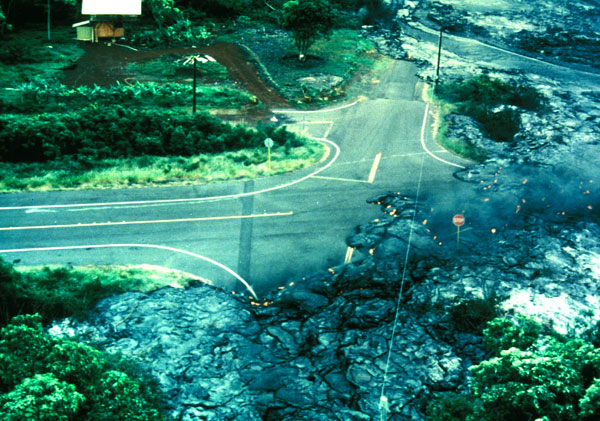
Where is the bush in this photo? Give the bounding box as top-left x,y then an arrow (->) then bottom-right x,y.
0,106 -> 302,164
449,297 -> 498,334
130,19 -> 210,47
425,391 -> 474,421
435,75 -> 545,142
0,314 -> 164,419
483,315 -> 542,355
428,315 -> 600,421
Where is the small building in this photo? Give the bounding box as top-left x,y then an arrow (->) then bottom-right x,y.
73,0 -> 142,42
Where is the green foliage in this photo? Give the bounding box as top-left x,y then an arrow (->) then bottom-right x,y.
0,105 -> 301,163
435,75 -> 546,142
0,314 -> 54,390
0,259 -> 207,324
0,373 -> 85,420
483,316 -> 542,355
427,315 -> 600,421
469,338 -> 600,421
281,0 -> 337,60
131,19 -> 210,47
178,0 -> 253,17
129,54 -> 228,80
1,79 -> 253,114
449,297 -> 498,334
425,391 -> 474,421
0,314 -> 164,419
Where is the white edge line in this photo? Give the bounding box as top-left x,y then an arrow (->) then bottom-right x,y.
0,243 -> 258,300
420,103 -> 465,169
312,175 -> 370,184
0,212 -> 294,231
272,100 -> 359,114
412,21 -> 599,75
0,138 -> 341,211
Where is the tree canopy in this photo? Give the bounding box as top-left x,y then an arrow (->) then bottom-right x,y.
0,314 -> 164,420
427,316 -> 600,421
281,0 -> 336,61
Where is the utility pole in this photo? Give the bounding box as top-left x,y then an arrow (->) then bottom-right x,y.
435,28 -> 443,88
47,0 -> 51,40
192,57 -> 197,113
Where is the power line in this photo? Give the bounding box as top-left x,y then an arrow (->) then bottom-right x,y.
378,132 -> 427,420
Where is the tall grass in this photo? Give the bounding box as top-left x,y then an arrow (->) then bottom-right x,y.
0,139 -> 325,192
0,259 -> 202,326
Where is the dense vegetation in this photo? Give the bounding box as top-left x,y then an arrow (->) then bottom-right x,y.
435,74 -> 546,143
0,314 -> 165,420
0,106 -> 301,163
426,316 -> 600,420
0,258 -> 199,326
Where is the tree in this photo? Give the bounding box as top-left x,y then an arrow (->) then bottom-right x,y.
469,317 -> 600,421
281,0 -> 336,61
0,314 -> 164,420
0,374 -> 84,421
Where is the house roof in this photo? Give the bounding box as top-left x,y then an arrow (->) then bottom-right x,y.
81,0 -> 142,15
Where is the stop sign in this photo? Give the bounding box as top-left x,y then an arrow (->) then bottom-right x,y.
453,214 -> 465,227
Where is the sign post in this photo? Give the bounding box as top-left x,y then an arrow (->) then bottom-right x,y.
452,214 -> 465,248
264,137 -> 274,171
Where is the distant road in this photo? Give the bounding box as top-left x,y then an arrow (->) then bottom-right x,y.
402,21 -> 600,88
0,61 -> 471,297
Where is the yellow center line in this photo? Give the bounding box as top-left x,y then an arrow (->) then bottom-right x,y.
0,212 -> 294,231
344,246 -> 354,264
368,152 -> 382,183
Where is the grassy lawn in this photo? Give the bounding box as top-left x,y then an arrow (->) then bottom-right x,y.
219,25 -> 388,106
0,27 -> 84,87
0,139 -> 325,192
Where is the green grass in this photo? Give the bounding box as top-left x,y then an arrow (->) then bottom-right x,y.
0,139 -> 325,192
128,54 -> 229,81
3,263 -> 204,324
427,75 -> 546,159
219,26 -> 385,105
0,27 -> 84,87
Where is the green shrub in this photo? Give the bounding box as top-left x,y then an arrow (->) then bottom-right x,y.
130,19 -> 210,47
435,75 -> 545,143
429,315 -> 600,421
483,315 -> 542,355
0,314 -> 164,419
449,297 -> 498,334
0,106 -> 301,164
425,391 -> 474,421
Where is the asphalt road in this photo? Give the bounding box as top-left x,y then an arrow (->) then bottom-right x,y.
0,60 -> 471,297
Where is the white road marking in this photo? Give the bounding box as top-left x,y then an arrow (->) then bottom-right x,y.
368,152 -> 382,183
0,212 -> 293,231
419,103 -> 465,169
412,22 -> 597,74
272,100 -> 359,114
312,175 -> 370,184
0,138 -> 341,211
0,243 -> 258,299
344,247 -> 354,264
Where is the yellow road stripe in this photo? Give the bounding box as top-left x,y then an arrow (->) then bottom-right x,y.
344,247 -> 354,264
0,212 -> 294,231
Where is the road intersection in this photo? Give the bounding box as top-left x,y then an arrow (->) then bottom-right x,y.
0,61 -> 471,297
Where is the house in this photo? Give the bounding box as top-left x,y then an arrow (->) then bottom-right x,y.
73,0 -> 142,42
